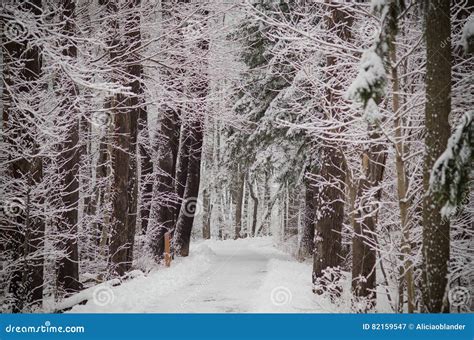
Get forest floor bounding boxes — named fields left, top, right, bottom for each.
left=69, top=237, right=343, bottom=313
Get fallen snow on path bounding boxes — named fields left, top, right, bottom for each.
left=70, top=242, right=217, bottom=313
left=69, top=237, right=393, bottom=313
left=70, top=237, right=328, bottom=313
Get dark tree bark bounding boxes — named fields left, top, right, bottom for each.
left=2, top=0, right=44, bottom=312
left=298, top=175, right=316, bottom=260
left=312, top=3, right=352, bottom=292
left=124, top=0, right=143, bottom=268
left=200, top=118, right=214, bottom=240
left=285, top=186, right=299, bottom=240
left=246, top=177, right=259, bottom=237
left=262, top=171, right=271, bottom=236
left=174, top=125, right=190, bottom=220
left=313, top=146, right=346, bottom=286
left=422, top=0, right=451, bottom=313
left=172, top=120, right=204, bottom=257
left=282, top=188, right=288, bottom=238
left=233, top=167, right=245, bottom=239
left=109, top=95, right=131, bottom=276
left=149, top=107, right=181, bottom=259
left=107, top=0, right=143, bottom=276
left=56, top=0, right=81, bottom=296
left=351, top=133, right=386, bottom=310
left=202, top=188, right=211, bottom=239
left=172, top=5, right=208, bottom=256
left=148, top=0, right=185, bottom=260
left=95, top=128, right=111, bottom=254
left=138, top=107, right=153, bottom=234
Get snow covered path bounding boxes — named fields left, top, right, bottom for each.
left=70, top=237, right=337, bottom=313
left=145, top=238, right=290, bottom=312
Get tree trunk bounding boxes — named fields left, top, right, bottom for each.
left=298, top=175, right=316, bottom=260
left=148, top=0, right=184, bottom=260
left=174, top=124, right=190, bottom=220
left=149, top=108, right=181, bottom=259
left=138, top=108, right=153, bottom=234
left=171, top=4, right=208, bottom=256
left=352, top=131, right=386, bottom=311
left=172, top=120, right=204, bottom=256
left=96, top=130, right=111, bottom=258
left=124, top=0, right=143, bottom=268
left=109, top=93, right=131, bottom=276
left=202, top=188, right=211, bottom=239
left=56, top=0, right=81, bottom=296
left=247, top=177, right=259, bottom=237
left=107, top=0, right=143, bottom=276
left=422, top=0, right=451, bottom=313
left=2, top=0, right=44, bottom=312
left=312, top=3, right=352, bottom=292
left=313, top=146, right=346, bottom=288
left=282, top=187, right=288, bottom=241
left=234, top=168, right=245, bottom=239
left=262, top=171, right=271, bottom=236
left=390, top=41, right=414, bottom=313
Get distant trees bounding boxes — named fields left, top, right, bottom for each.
left=226, top=0, right=309, bottom=243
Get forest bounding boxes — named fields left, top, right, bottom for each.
left=0, top=0, right=473, bottom=314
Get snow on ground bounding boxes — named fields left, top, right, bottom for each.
left=68, top=237, right=391, bottom=313
left=252, top=258, right=318, bottom=312
left=69, top=243, right=217, bottom=313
